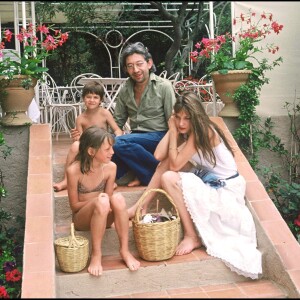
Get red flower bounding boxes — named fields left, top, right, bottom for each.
left=5, top=269, right=22, bottom=282
left=294, top=214, right=300, bottom=227
left=0, top=286, right=9, bottom=298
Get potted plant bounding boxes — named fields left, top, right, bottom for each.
left=0, top=23, right=68, bottom=126
left=190, top=10, right=283, bottom=116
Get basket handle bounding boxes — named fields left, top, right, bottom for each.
left=134, top=188, right=179, bottom=223
left=68, top=223, right=81, bottom=248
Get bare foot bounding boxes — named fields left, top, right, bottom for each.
left=53, top=178, right=67, bottom=192
left=127, top=177, right=141, bottom=187
left=87, top=253, right=103, bottom=276
left=127, top=205, right=137, bottom=220
left=120, top=250, right=140, bottom=271
left=175, top=236, right=202, bottom=256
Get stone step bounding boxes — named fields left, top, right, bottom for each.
left=55, top=247, right=264, bottom=298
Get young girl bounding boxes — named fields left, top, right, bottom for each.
left=128, top=91, right=262, bottom=279
left=67, top=126, right=140, bottom=276
left=53, top=81, right=123, bottom=191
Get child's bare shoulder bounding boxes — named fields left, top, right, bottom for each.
left=76, top=112, right=86, bottom=122
left=97, top=107, right=110, bottom=116
left=105, top=161, right=117, bottom=171
left=67, top=160, right=80, bottom=174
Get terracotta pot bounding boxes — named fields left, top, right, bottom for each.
left=211, top=70, right=252, bottom=117
left=0, top=75, right=37, bottom=126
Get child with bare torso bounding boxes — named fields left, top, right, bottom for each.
left=53, top=81, right=122, bottom=191
left=67, top=126, right=140, bottom=276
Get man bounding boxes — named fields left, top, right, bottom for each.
left=113, top=42, right=176, bottom=186
left=71, top=42, right=176, bottom=187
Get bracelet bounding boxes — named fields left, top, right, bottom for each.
left=169, top=147, right=177, bottom=150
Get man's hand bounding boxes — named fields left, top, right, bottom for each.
left=70, top=128, right=81, bottom=141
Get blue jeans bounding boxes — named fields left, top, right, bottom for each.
left=112, top=131, right=166, bottom=185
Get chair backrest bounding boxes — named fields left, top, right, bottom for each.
left=70, top=73, right=102, bottom=103
left=173, top=79, right=198, bottom=96
left=158, top=70, right=167, bottom=78
left=196, top=75, right=215, bottom=103
left=38, top=72, right=62, bottom=106
left=167, top=72, right=181, bottom=87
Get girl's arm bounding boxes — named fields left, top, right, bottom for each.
left=104, top=162, right=117, bottom=198
left=67, top=163, right=85, bottom=213
left=105, top=110, right=123, bottom=136
left=154, top=131, right=171, bottom=161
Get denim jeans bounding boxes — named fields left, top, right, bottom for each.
left=190, top=166, right=239, bottom=189
left=112, top=131, right=166, bottom=185
left=190, top=167, right=225, bottom=189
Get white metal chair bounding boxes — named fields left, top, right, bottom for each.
left=174, top=78, right=223, bottom=117
left=38, top=72, right=79, bottom=140
left=174, top=79, right=199, bottom=96
left=196, top=75, right=224, bottom=116
left=158, top=70, right=167, bottom=78
left=167, top=72, right=181, bottom=87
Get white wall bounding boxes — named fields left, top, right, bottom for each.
left=233, top=1, right=300, bottom=116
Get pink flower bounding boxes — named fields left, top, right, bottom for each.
left=190, top=9, right=283, bottom=75
left=0, top=23, right=69, bottom=83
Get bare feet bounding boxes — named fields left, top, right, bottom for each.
left=53, top=178, right=67, bottom=192
left=127, top=177, right=141, bottom=187
left=87, top=253, right=103, bottom=276
left=127, top=203, right=147, bottom=220
left=127, top=205, right=137, bottom=220
left=175, top=236, right=202, bottom=256
left=120, top=250, right=140, bottom=271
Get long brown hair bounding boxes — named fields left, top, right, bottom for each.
left=75, top=126, right=115, bottom=174
left=173, top=91, right=234, bottom=166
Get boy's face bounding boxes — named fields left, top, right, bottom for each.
left=84, top=93, right=102, bottom=108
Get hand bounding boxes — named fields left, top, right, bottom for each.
left=168, top=115, right=177, bottom=132
left=70, top=128, right=81, bottom=141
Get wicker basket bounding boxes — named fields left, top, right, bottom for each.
left=54, top=223, right=89, bottom=273
left=132, top=188, right=181, bottom=261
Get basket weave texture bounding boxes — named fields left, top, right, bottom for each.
left=132, top=188, right=181, bottom=261
left=54, top=223, right=89, bottom=273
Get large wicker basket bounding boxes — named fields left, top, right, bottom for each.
left=54, top=223, right=89, bottom=273
left=132, top=188, right=181, bottom=261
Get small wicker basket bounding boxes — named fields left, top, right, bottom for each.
left=132, top=188, right=181, bottom=261
left=54, top=223, right=89, bottom=273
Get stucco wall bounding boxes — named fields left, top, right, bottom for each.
left=0, top=125, right=29, bottom=223
left=234, top=1, right=300, bottom=117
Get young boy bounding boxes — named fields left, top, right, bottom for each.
left=53, top=81, right=122, bottom=192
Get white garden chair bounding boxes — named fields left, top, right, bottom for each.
left=167, top=71, right=181, bottom=87
left=158, top=70, right=167, bottom=78
left=38, top=72, right=79, bottom=140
